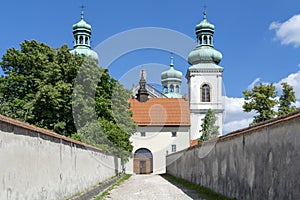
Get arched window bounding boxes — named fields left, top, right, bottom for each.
left=85, top=37, right=88, bottom=45
left=175, top=85, right=179, bottom=93
left=203, top=36, right=208, bottom=45
left=170, top=85, right=174, bottom=93
left=79, top=36, right=83, bottom=44
left=201, top=84, right=210, bottom=102
left=163, top=87, right=168, bottom=94
left=76, top=36, right=79, bottom=45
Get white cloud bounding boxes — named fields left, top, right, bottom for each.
left=223, top=118, right=253, bottom=134
left=223, top=71, right=300, bottom=135
left=270, top=14, right=300, bottom=47
left=247, top=77, right=260, bottom=90
left=275, top=70, right=300, bottom=99
left=223, top=96, right=255, bottom=134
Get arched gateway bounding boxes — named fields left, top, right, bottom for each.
left=133, top=148, right=153, bottom=174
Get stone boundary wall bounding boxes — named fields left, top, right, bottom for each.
left=166, top=111, right=300, bottom=200
left=0, top=115, right=120, bottom=200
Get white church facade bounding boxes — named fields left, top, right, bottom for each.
left=126, top=70, right=190, bottom=174
left=70, top=9, right=224, bottom=174
left=125, top=10, right=224, bottom=174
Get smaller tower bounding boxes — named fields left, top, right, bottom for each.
left=70, top=8, right=99, bottom=64
left=161, top=57, right=183, bottom=98
left=136, top=70, right=149, bottom=102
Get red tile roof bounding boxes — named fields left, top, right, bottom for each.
left=129, top=98, right=190, bottom=126
left=190, top=139, right=199, bottom=147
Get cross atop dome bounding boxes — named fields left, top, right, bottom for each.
left=80, top=5, right=85, bottom=20
left=203, top=5, right=207, bottom=19
left=170, top=56, right=174, bottom=67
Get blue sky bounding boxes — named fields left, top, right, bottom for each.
left=1, top=0, right=300, bottom=133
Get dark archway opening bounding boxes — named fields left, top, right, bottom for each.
left=133, top=148, right=153, bottom=174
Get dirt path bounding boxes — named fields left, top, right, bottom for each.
left=103, top=174, right=203, bottom=200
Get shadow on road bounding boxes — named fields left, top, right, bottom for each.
left=160, top=174, right=204, bottom=200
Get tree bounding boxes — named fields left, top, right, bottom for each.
left=243, top=83, right=278, bottom=125
left=278, top=82, right=296, bottom=116
left=72, top=57, right=136, bottom=162
left=0, top=40, right=80, bottom=135
left=0, top=40, right=136, bottom=161
left=198, top=109, right=219, bottom=143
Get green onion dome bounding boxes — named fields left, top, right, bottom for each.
left=188, top=46, right=222, bottom=65
left=188, top=10, right=222, bottom=66
left=161, top=57, right=182, bottom=81
left=196, top=12, right=215, bottom=32
left=70, top=47, right=99, bottom=64
left=72, top=19, right=92, bottom=31
left=70, top=10, right=99, bottom=64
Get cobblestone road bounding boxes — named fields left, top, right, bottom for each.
left=103, top=174, right=203, bottom=200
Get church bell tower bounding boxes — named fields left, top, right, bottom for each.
left=70, top=8, right=99, bottom=64
left=186, top=10, right=224, bottom=140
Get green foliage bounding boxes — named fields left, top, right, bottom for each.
left=243, top=83, right=278, bottom=125
left=72, top=58, right=102, bottom=129
left=198, top=109, right=219, bottom=143
left=99, top=118, right=133, bottom=163
left=77, top=120, right=133, bottom=164
left=278, top=82, right=297, bottom=116
left=77, top=121, right=109, bottom=147
left=70, top=132, right=82, bottom=142
left=243, top=82, right=298, bottom=125
left=0, top=40, right=136, bottom=161
left=0, top=40, right=80, bottom=135
left=72, top=57, right=136, bottom=162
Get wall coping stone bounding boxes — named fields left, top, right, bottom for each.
left=167, top=109, right=300, bottom=157
left=0, top=114, right=113, bottom=155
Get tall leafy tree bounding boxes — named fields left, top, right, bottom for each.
left=72, top=57, right=135, bottom=162
left=0, top=40, right=136, bottom=161
left=198, top=109, right=219, bottom=143
left=278, top=82, right=297, bottom=116
left=0, top=40, right=80, bottom=135
left=243, top=83, right=278, bottom=125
